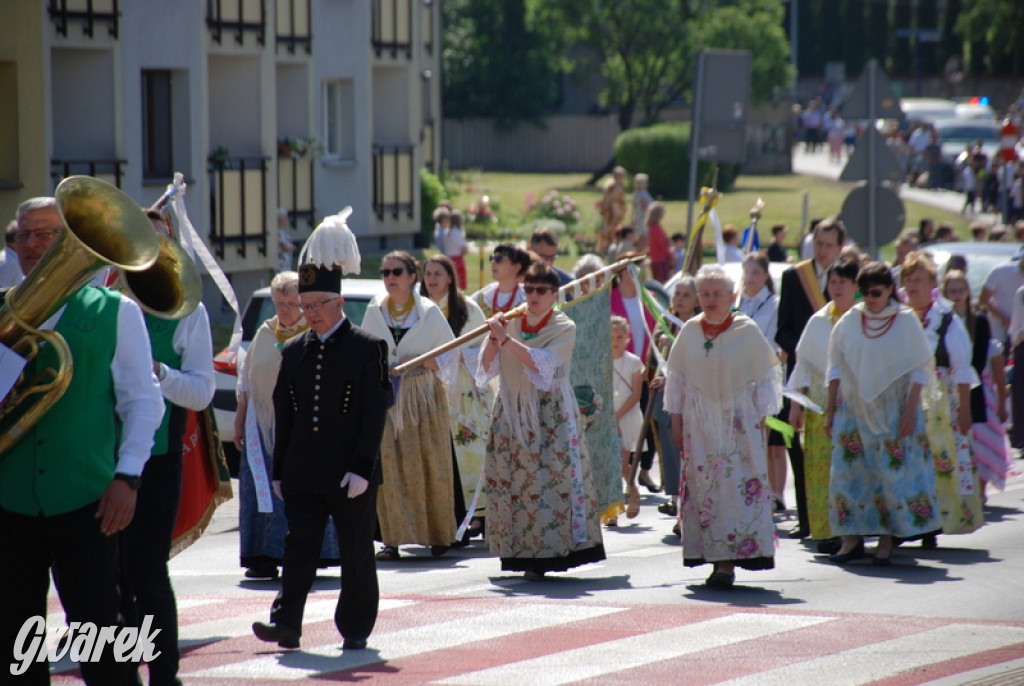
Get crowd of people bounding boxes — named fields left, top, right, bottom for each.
left=3, top=177, right=1021, bottom=682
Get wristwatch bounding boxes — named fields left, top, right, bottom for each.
left=113, top=473, right=143, bottom=490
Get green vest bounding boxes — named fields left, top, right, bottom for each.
left=0, top=288, right=120, bottom=516
left=145, top=314, right=182, bottom=454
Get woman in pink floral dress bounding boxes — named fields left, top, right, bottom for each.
left=665, top=265, right=783, bottom=589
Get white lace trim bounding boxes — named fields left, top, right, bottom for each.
left=524, top=347, right=561, bottom=392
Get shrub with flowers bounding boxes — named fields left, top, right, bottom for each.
left=527, top=191, right=582, bottom=227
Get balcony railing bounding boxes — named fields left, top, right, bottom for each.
left=48, top=0, right=119, bottom=38
left=50, top=158, right=127, bottom=190
left=207, top=0, right=266, bottom=46
left=208, top=155, right=269, bottom=260
left=372, top=0, right=412, bottom=58
left=276, top=0, right=311, bottom=54
left=372, top=145, right=414, bottom=221
left=277, top=156, right=315, bottom=233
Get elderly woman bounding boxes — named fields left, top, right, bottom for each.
left=788, top=253, right=860, bottom=552
left=665, top=265, right=782, bottom=589
left=362, top=251, right=456, bottom=560
left=234, top=271, right=340, bottom=579
left=825, top=262, right=940, bottom=565
left=477, top=263, right=605, bottom=580
left=421, top=254, right=490, bottom=538
left=901, top=252, right=984, bottom=542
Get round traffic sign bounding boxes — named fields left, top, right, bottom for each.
left=839, top=184, right=905, bottom=250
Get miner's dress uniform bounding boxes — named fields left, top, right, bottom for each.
left=268, top=317, right=391, bottom=641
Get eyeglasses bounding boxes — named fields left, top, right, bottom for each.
left=15, top=229, right=61, bottom=243
left=489, top=254, right=508, bottom=263
left=298, top=298, right=338, bottom=313
left=864, top=288, right=888, bottom=298
left=379, top=267, right=406, bottom=277
left=523, top=285, right=553, bottom=295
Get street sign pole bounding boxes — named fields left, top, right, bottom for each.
left=868, top=61, right=878, bottom=258
left=686, top=50, right=706, bottom=242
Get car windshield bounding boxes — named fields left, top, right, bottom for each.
left=241, top=294, right=373, bottom=340
left=936, top=124, right=999, bottom=143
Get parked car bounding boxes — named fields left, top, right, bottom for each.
left=933, top=118, right=1001, bottom=168
left=212, top=278, right=387, bottom=474
left=921, top=242, right=1021, bottom=299
left=899, top=97, right=958, bottom=128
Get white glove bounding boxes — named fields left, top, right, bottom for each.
left=340, top=472, right=369, bottom=498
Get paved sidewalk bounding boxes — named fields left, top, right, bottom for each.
left=792, top=146, right=1002, bottom=225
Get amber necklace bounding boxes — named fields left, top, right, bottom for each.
left=827, top=302, right=851, bottom=325
left=861, top=308, right=899, bottom=339
left=386, top=296, right=414, bottom=334
left=520, top=306, right=555, bottom=339
left=699, top=311, right=734, bottom=357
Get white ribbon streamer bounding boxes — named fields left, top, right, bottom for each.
left=244, top=402, right=274, bottom=512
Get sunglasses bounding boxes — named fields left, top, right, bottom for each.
left=523, top=285, right=553, bottom=295
left=489, top=254, right=508, bottom=263
left=379, top=267, right=406, bottom=277
left=864, top=287, right=888, bottom=298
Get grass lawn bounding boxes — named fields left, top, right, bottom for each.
left=446, top=169, right=972, bottom=263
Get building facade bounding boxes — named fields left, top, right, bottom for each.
left=0, top=0, right=440, bottom=320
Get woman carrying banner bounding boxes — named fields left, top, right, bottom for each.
left=665, top=265, right=782, bottom=589
left=363, top=252, right=457, bottom=560
left=477, top=263, right=605, bottom=580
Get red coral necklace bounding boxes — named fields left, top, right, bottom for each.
left=699, top=311, right=734, bottom=357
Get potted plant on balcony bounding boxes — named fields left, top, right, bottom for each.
left=279, top=137, right=325, bottom=161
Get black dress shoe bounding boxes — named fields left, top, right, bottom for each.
left=787, top=528, right=809, bottom=539
left=657, top=501, right=678, bottom=517
left=872, top=554, right=892, bottom=567
left=828, top=540, right=866, bottom=565
left=638, top=474, right=662, bottom=493
left=705, top=571, right=735, bottom=589
left=342, top=636, right=368, bottom=650
left=816, top=538, right=841, bottom=555
left=252, top=621, right=300, bottom=649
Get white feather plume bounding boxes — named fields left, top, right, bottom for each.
left=298, top=206, right=361, bottom=275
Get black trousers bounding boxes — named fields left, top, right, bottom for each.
left=0, top=502, right=131, bottom=686
left=785, top=397, right=810, bottom=534
left=120, top=451, right=183, bottom=686
left=271, top=485, right=379, bottom=641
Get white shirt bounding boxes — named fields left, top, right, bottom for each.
left=0, top=247, right=22, bottom=288
left=156, top=302, right=216, bottom=411
left=800, top=233, right=814, bottom=261
left=739, top=286, right=780, bottom=352
left=918, top=298, right=978, bottom=386
left=723, top=244, right=745, bottom=263
left=434, top=226, right=467, bottom=258
left=39, top=292, right=164, bottom=476
left=983, top=261, right=1024, bottom=341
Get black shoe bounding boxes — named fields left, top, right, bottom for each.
left=639, top=474, right=662, bottom=493
left=342, top=636, right=368, bottom=650
left=787, top=528, right=809, bottom=539
left=921, top=534, right=938, bottom=549
left=872, top=554, right=892, bottom=567
left=430, top=545, right=450, bottom=557
left=816, top=538, right=841, bottom=555
left=657, top=501, right=678, bottom=517
left=244, top=565, right=279, bottom=580
left=774, top=498, right=786, bottom=513
left=252, top=622, right=300, bottom=649
left=705, top=571, right=735, bottom=589
left=828, top=540, right=866, bottom=565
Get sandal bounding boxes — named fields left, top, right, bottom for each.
left=626, top=485, right=641, bottom=519
left=375, top=545, right=400, bottom=561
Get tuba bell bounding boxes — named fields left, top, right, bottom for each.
left=0, top=176, right=161, bottom=456
left=115, top=233, right=203, bottom=321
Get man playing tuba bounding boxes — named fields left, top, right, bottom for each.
left=0, top=196, right=165, bottom=685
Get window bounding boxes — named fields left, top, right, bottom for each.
left=142, top=70, right=173, bottom=179
left=323, top=79, right=354, bottom=160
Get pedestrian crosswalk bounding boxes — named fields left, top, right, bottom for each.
left=47, top=592, right=1024, bottom=685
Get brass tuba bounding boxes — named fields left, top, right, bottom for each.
left=115, top=233, right=203, bottom=321
left=0, top=176, right=161, bottom=456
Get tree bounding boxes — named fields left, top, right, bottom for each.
left=441, top=0, right=560, bottom=127
left=954, top=0, right=1024, bottom=75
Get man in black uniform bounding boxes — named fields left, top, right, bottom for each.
left=252, top=261, right=391, bottom=650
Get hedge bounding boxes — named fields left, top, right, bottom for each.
left=613, top=122, right=741, bottom=200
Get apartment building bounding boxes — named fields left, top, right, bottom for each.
left=0, top=0, right=441, bottom=317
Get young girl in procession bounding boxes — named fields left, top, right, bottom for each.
left=421, top=255, right=491, bottom=539
left=941, top=269, right=1011, bottom=501
left=472, top=243, right=532, bottom=317
left=608, top=316, right=646, bottom=527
